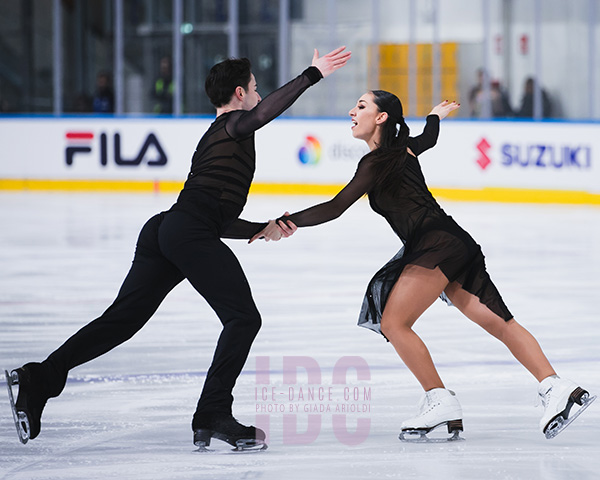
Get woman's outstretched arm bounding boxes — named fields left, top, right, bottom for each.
left=249, top=156, right=375, bottom=243
left=408, top=100, right=460, bottom=157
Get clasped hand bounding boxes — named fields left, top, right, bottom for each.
left=248, top=213, right=297, bottom=244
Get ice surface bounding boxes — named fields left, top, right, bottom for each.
left=1, top=192, right=598, bottom=479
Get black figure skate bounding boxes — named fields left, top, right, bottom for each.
left=5, top=362, right=65, bottom=444
left=192, top=413, right=267, bottom=452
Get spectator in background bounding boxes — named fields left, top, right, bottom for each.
left=468, top=68, right=484, bottom=117
left=517, top=77, right=552, bottom=118
left=73, top=93, right=92, bottom=113
left=469, top=69, right=513, bottom=118
left=490, top=80, right=513, bottom=117
left=0, top=96, right=12, bottom=113
left=152, top=56, right=174, bottom=114
left=92, top=72, right=114, bottom=113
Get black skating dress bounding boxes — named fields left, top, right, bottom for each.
left=278, top=115, right=513, bottom=336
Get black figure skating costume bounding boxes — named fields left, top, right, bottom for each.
left=8, top=67, right=323, bottom=447
left=279, top=115, right=513, bottom=333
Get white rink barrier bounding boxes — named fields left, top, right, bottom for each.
left=0, top=116, right=598, bottom=204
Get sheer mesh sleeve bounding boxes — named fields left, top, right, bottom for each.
left=226, top=67, right=322, bottom=139
left=221, top=219, right=267, bottom=240
left=407, top=115, right=440, bottom=156
left=279, top=156, right=375, bottom=228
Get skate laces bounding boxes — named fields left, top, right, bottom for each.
left=536, top=385, right=552, bottom=408
left=415, top=390, right=438, bottom=415
left=417, top=392, right=432, bottom=414
left=414, top=389, right=455, bottom=415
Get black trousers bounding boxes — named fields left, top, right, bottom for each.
left=45, top=210, right=262, bottom=417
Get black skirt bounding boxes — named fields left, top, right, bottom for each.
left=358, top=227, right=513, bottom=337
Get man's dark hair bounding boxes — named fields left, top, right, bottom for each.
left=205, top=58, right=252, bottom=108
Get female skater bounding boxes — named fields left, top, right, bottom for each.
left=5, top=46, right=351, bottom=450
left=257, top=92, right=594, bottom=441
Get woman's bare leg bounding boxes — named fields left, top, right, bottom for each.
left=444, top=282, right=555, bottom=382
left=380, top=265, right=450, bottom=391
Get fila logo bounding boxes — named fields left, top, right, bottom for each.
left=65, top=131, right=167, bottom=167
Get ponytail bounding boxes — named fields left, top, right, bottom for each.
left=370, top=90, right=410, bottom=188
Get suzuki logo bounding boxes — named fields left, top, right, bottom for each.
left=476, top=138, right=491, bottom=170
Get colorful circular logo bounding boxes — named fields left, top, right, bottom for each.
left=298, top=136, right=321, bottom=165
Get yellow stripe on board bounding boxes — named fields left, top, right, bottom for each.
left=249, top=183, right=344, bottom=196
left=430, top=187, right=600, bottom=205
left=0, top=178, right=184, bottom=193
left=1, top=178, right=599, bottom=205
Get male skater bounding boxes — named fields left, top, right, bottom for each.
left=6, top=46, right=351, bottom=450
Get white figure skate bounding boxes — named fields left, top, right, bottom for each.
left=538, top=376, right=595, bottom=439
left=399, top=388, right=464, bottom=442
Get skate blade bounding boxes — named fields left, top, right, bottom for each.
left=5, top=369, right=30, bottom=444
left=233, top=439, right=268, bottom=452
left=399, top=422, right=464, bottom=443
left=399, top=430, right=464, bottom=443
left=195, top=438, right=268, bottom=454
left=194, top=431, right=268, bottom=454
left=545, top=393, right=596, bottom=440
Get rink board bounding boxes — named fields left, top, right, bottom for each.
left=0, top=116, right=599, bottom=203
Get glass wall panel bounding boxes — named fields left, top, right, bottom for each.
left=182, top=33, right=228, bottom=114
left=123, top=0, right=174, bottom=113
left=63, top=0, right=114, bottom=113
left=239, top=33, right=278, bottom=103
left=537, top=0, right=591, bottom=119
left=1, top=0, right=598, bottom=120
left=0, top=0, right=54, bottom=112
left=239, top=0, right=279, bottom=96
left=181, top=0, right=229, bottom=114
left=179, top=0, right=280, bottom=114
left=286, top=0, right=372, bottom=118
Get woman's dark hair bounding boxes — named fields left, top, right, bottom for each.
left=205, top=58, right=252, bottom=107
left=369, top=90, right=410, bottom=187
